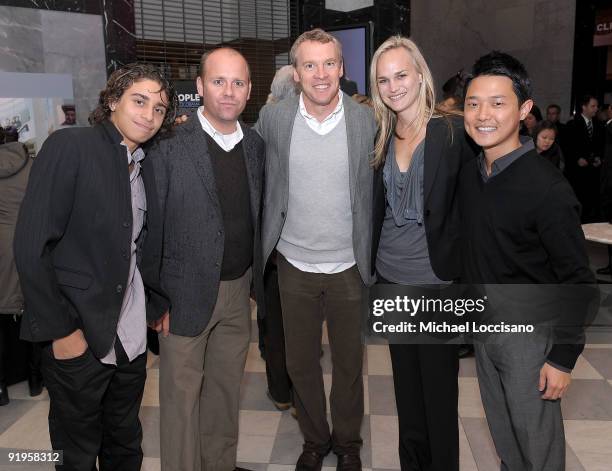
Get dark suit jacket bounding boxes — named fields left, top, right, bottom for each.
left=14, top=121, right=168, bottom=358
left=565, top=116, right=605, bottom=175
left=372, top=116, right=477, bottom=281
left=148, top=113, right=265, bottom=337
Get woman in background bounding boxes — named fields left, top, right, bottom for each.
left=370, top=36, right=476, bottom=471
left=533, top=120, right=564, bottom=171
left=520, top=104, right=543, bottom=136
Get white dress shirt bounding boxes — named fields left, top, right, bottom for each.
left=197, top=106, right=243, bottom=151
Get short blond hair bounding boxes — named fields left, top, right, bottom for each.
left=290, top=28, right=342, bottom=66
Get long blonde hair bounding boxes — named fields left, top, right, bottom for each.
left=370, top=36, right=441, bottom=168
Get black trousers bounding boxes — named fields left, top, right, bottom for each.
left=389, top=343, right=459, bottom=471
left=41, top=339, right=146, bottom=471
left=263, top=264, right=292, bottom=403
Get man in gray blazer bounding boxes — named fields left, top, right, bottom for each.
left=148, top=48, right=264, bottom=471
left=255, top=29, right=376, bottom=471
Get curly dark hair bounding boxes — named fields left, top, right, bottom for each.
left=89, top=63, right=177, bottom=133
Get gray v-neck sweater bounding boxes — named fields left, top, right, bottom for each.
left=277, top=112, right=354, bottom=264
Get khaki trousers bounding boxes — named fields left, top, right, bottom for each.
left=159, top=268, right=251, bottom=471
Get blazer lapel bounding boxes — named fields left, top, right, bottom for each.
left=241, top=127, right=261, bottom=227
left=424, top=119, right=444, bottom=206
left=277, top=97, right=299, bottom=184
left=182, top=113, right=222, bottom=217
left=344, top=97, right=361, bottom=205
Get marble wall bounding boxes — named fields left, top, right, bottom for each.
left=0, top=6, right=107, bottom=125
left=411, top=0, right=576, bottom=120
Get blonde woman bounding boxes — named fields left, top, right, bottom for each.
left=370, top=36, right=476, bottom=471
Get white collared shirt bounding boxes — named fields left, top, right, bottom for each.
left=298, top=91, right=344, bottom=136
left=581, top=114, right=592, bottom=128
left=197, top=106, right=243, bottom=151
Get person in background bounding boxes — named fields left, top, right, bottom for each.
left=260, top=64, right=299, bottom=413
left=566, top=95, right=605, bottom=222
left=546, top=103, right=568, bottom=157
left=533, top=120, right=564, bottom=171
left=0, top=126, right=44, bottom=406
left=370, top=36, right=476, bottom=471
left=520, top=103, right=542, bottom=136
left=437, top=70, right=465, bottom=112
left=61, top=105, right=77, bottom=126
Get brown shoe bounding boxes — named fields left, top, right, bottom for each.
left=296, top=450, right=325, bottom=471
left=336, top=454, right=361, bottom=471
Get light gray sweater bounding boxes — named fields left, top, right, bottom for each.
left=276, top=112, right=354, bottom=264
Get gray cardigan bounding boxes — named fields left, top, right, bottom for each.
left=255, top=93, right=377, bottom=286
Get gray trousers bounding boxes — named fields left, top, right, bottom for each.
left=159, top=268, right=252, bottom=471
left=474, top=332, right=565, bottom=471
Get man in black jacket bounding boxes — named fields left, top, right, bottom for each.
left=461, top=52, right=595, bottom=470
left=566, top=95, right=605, bottom=222
left=14, top=63, right=175, bottom=470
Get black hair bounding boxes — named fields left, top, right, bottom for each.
left=547, top=103, right=561, bottom=113
left=528, top=104, right=543, bottom=121
left=465, top=51, right=531, bottom=105
left=442, top=71, right=465, bottom=100
left=3, top=126, right=19, bottom=143
left=532, top=120, right=558, bottom=141
left=90, top=62, right=177, bottom=134
left=579, top=94, right=597, bottom=108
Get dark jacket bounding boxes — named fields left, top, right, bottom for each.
left=147, top=114, right=265, bottom=337
left=14, top=121, right=168, bottom=357
left=0, top=142, right=31, bottom=314
left=372, top=116, right=477, bottom=281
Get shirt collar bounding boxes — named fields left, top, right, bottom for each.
left=120, top=142, right=145, bottom=165
left=298, top=91, right=343, bottom=123
left=197, top=106, right=243, bottom=140
left=581, top=114, right=592, bottom=125
left=477, top=136, right=534, bottom=181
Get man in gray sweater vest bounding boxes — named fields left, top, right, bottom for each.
left=255, top=29, right=377, bottom=471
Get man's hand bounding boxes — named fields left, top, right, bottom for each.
left=149, top=311, right=170, bottom=337
left=577, top=158, right=589, bottom=167
left=539, top=363, right=571, bottom=400
left=52, top=328, right=88, bottom=360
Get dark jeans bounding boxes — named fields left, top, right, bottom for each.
left=263, top=264, right=292, bottom=403
left=42, top=339, right=146, bottom=470
left=277, top=254, right=364, bottom=456
left=377, top=275, right=459, bottom=471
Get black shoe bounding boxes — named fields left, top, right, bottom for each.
left=596, top=265, right=611, bottom=275
left=28, top=375, right=44, bottom=397
left=0, top=382, right=9, bottom=406
left=336, top=454, right=362, bottom=471
left=234, top=467, right=253, bottom=471
left=296, top=450, right=325, bottom=471
left=266, top=390, right=291, bottom=411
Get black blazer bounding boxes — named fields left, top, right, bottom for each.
left=148, top=113, right=265, bottom=337
left=371, top=116, right=477, bottom=281
left=565, top=116, right=605, bottom=173
left=14, top=121, right=168, bottom=358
